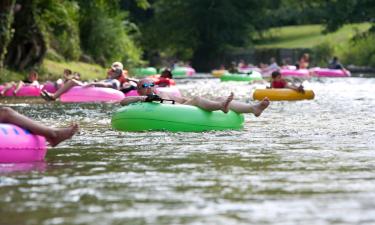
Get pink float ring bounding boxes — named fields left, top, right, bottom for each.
left=42, top=81, right=58, bottom=93
left=60, top=86, right=125, bottom=103
left=280, top=69, right=310, bottom=77
left=186, top=67, right=196, bottom=76
left=0, top=123, right=46, bottom=163
left=0, top=85, right=42, bottom=97
left=310, top=67, right=351, bottom=77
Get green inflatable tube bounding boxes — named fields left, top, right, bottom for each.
left=220, top=71, right=263, bottom=82
left=112, top=102, right=244, bottom=132
left=132, top=67, right=157, bottom=77
left=171, top=67, right=195, bottom=77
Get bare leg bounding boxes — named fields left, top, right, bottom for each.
left=226, top=97, right=270, bottom=117
left=0, top=107, right=79, bottom=147
left=13, top=81, right=24, bottom=95
left=50, top=79, right=82, bottom=99
left=184, top=92, right=234, bottom=113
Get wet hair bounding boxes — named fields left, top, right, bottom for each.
left=271, top=71, right=281, bottom=79
left=161, top=69, right=173, bottom=78
left=64, top=69, right=72, bottom=75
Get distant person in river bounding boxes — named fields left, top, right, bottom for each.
left=48, top=69, right=81, bottom=90
left=1, top=70, right=39, bottom=96
left=262, top=57, right=280, bottom=75
left=228, top=62, right=239, bottom=73
left=269, top=71, right=304, bottom=92
left=154, top=69, right=174, bottom=87
left=328, top=56, right=344, bottom=70
left=297, top=53, right=310, bottom=69
left=120, top=78, right=270, bottom=117
left=41, top=62, right=126, bottom=101
left=0, top=107, right=79, bottom=147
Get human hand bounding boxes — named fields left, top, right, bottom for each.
left=297, top=85, right=305, bottom=93
left=83, top=83, right=95, bottom=88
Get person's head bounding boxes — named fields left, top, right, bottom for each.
left=28, top=71, right=38, bottom=81
left=111, top=61, right=123, bottom=70
left=333, top=56, right=338, bottom=62
left=108, top=68, right=123, bottom=80
left=302, top=53, right=309, bottom=60
left=63, top=69, right=72, bottom=76
left=270, top=57, right=276, bottom=63
left=271, top=71, right=282, bottom=80
left=73, top=72, right=81, bottom=80
left=160, top=69, right=173, bottom=79
left=137, top=78, right=155, bottom=95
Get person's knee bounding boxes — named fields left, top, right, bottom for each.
left=0, top=107, right=14, bottom=120
left=190, top=96, right=201, bottom=104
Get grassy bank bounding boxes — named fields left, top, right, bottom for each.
left=254, top=23, right=371, bottom=49
left=0, top=59, right=106, bottom=83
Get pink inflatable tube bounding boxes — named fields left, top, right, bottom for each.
left=310, top=68, right=351, bottom=77
left=0, top=123, right=46, bottom=163
left=186, top=67, right=196, bottom=76
left=42, top=81, right=58, bottom=93
left=60, top=86, right=125, bottom=103
left=280, top=69, right=310, bottom=77
left=0, top=85, right=42, bottom=97
left=124, top=87, right=182, bottom=98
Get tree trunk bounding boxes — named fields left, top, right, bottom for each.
left=0, top=0, right=16, bottom=70
left=4, top=0, right=46, bottom=71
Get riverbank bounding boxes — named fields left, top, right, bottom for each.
left=0, top=59, right=105, bottom=83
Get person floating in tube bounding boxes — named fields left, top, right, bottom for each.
left=120, top=78, right=270, bottom=117
left=269, top=71, right=304, bottom=92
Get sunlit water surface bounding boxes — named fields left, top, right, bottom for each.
left=1, top=75, right=375, bottom=225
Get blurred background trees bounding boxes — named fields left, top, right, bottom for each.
left=0, top=0, right=374, bottom=73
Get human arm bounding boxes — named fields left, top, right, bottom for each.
left=120, top=96, right=147, bottom=106
left=285, top=83, right=304, bottom=92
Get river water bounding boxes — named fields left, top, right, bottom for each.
left=1, top=76, right=375, bottom=225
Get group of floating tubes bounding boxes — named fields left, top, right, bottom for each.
left=212, top=67, right=351, bottom=78
left=0, top=85, right=42, bottom=97
left=0, top=65, right=323, bottom=163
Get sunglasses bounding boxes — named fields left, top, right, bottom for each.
left=141, top=83, right=155, bottom=88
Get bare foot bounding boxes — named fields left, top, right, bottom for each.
left=253, top=97, right=270, bottom=117
left=46, top=123, right=79, bottom=147
left=221, top=92, right=234, bottom=113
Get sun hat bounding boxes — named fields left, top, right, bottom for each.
left=111, top=61, right=124, bottom=70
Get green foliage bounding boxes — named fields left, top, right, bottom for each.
left=141, top=0, right=272, bottom=70
left=78, top=0, right=142, bottom=68
left=339, top=33, right=375, bottom=67
left=41, top=59, right=106, bottom=81
left=311, top=41, right=334, bottom=67
left=255, top=23, right=371, bottom=48
left=0, top=0, right=16, bottom=69
left=35, top=0, right=81, bottom=60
